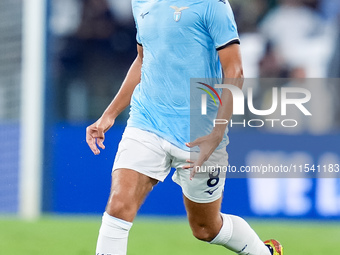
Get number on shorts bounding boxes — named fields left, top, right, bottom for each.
left=207, top=167, right=220, bottom=187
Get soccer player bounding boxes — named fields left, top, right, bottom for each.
left=86, top=0, right=283, bottom=254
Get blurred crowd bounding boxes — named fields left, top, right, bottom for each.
left=51, top=0, right=340, bottom=132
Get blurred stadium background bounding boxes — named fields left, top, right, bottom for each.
left=1, top=0, right=340, bottom=254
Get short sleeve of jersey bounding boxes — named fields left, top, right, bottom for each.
left=204, top=0, right=240, bottom=50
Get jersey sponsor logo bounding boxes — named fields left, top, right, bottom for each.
left=205, top=187, right=219, bottom=195
left=170, top=6, right=189, bottom=22
left=218, top=0, right=226, bottom=4
left=140, top=11, right=149, bottom=19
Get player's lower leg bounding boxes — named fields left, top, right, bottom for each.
left=184, top=196, right=272, bottom=255
left=210, top=214, right=271, bottom=255
left=95, top=169, right=157, bottom=255
left=95, top=212, right=132, bottom=255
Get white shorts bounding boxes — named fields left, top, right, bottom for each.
left=112, top=127, right=228, bottom=203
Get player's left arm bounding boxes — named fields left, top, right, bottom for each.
left=213, top=43, right=244, bottom=137
left=185, top=44, right=243, bottom=179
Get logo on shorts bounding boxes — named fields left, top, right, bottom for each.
left=205, top=187, right=219, bottom=195
left=170, top=6, right=189, bottom=22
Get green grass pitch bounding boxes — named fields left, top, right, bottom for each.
left=1, top=216, right=339, bottom=254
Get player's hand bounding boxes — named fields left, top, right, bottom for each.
left=183, top=132, right=223, bottom=180
left=86, top=116, right=115, bottom=155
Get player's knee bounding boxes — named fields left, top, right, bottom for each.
left=105, top=196, right=137, bottom=221
left=191, top=225, right=217, bottom=242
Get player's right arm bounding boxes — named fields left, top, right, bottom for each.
left=86, top=44, right=143, bottom=155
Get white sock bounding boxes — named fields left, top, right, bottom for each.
left=95, top=212, right=133, bottom=255
left=210, top=214, right=271, bottom=255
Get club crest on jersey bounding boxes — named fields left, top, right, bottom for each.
left=170, top=6, right=189, bottom=22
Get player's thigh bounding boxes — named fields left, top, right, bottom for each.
left=172, top=148, right=228, bottom=203
left=106, top=168, right=158, bottom=222
left=171, top=147, right=228, bottom=239
left=107, top=127, right=171, bottom=221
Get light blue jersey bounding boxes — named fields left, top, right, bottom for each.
left=128, top=0, right=239, bottom=151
